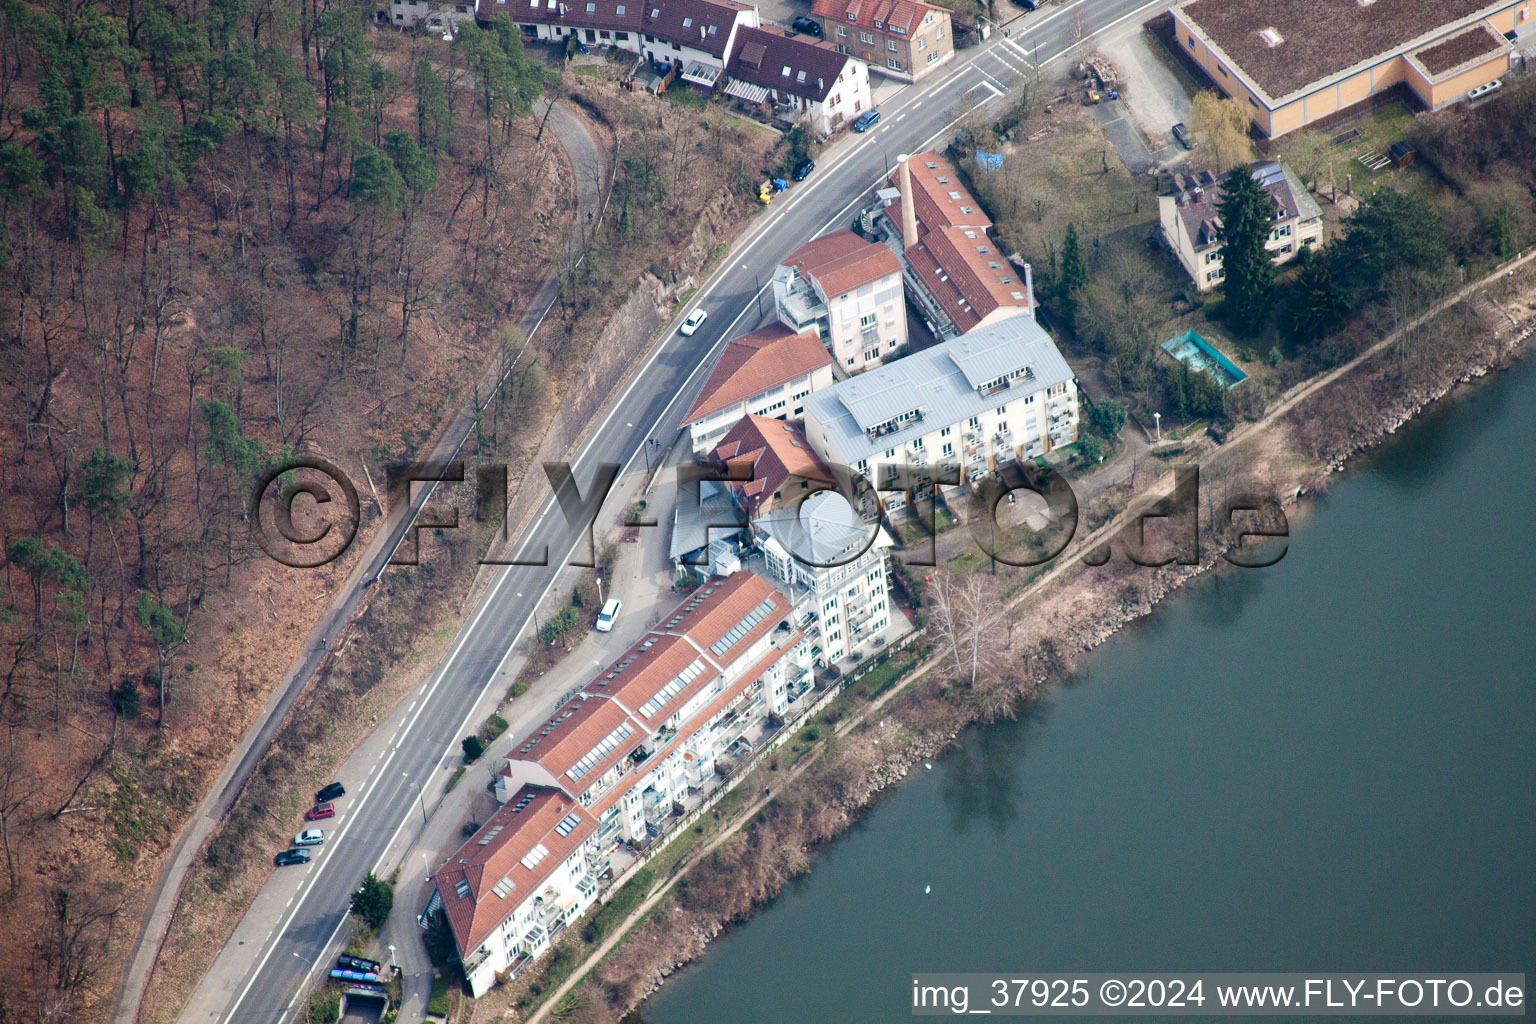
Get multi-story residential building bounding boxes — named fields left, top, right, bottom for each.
left=487, top=0, right=757, bottom=77
left=1159, top=162, right=1323, bottom=292
left=439, top=574, right=813, bottom=992
left=387, top=0, right=476, bottom=31
left=801, top=314, right=1078, bottom=510
left=773, top=229, right=907, bottom=372
left=431, top=786, right=603, bottom=996
left=878, top=150, right=1035, bottom=341
left=682, top=324, right=834, bottom=453
left=1171, top=0, right=1529, bottom=138
left=753, top=490, right=891, bottom=665
left=708, top=415, right=836, bottom=520
left=811, top=0, right=954, bottom=81
left=721, top=27, right=872, bottom=133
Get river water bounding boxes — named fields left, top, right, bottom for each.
left=635, top=354, right=1536, bottom=1023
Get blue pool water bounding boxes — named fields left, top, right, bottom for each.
left=1162, top=329, right=1248, bottom=387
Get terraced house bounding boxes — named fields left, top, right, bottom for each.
left=810, top=0, right=954, bottom=81
left=436, top=574, right=815, bottom=994
left=1171, top=0, right=1533, bottom=138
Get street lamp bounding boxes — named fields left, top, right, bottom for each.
left=388, top=944, right=397, bottom=968
left=293, top=950, right=315, bottom=968
left=1153, top=412, right=1162, bottom=442
left=403, top=772, right=427, bottom=828
left=641, top=437, right=662, bottom=473
left=517, top=592, right=541, bottom=633
left=741, top=262, right=766, bottom=318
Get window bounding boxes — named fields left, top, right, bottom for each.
left=960, top=205, right=974, bottom=215
left=860, top=30, right=873, bottom=43
left=1218, top=64, right=1227, bottom=77
left=887, top=39, right=897, bottom=51
left=1010, top=290, right=1026, bottom=300
left=1188, top=35, right=1195, bottom=50
left=987, top=260, right=1001, bottom=269
left=782, top=65, right=792, bottom=76
left=942, top=442, right=953, bottom=455
left=681, top=15, right=691, bottom=25
left=967, top=416, right=980, bottom=428
left=935, top=26, right=943, bottom=39
left=650, top=5, right=658, bottom=14
left=837, top=25, right=846, bottom=35
left=927, top=50, right=939, bottom=62
left=616, top=2, right=624, bottom=10
left=797, top=70, right=806, bottom=82
left=874, top=19, right=882, bottom=27
left=940, top=426, right=951, bottom=436
left=917, top=37, right=926, bottom=49
left=585, top=1, right=594, bottom=9
left=947, top=190, right=962, bottom=200
left=976, top=245, right=990, bottom=254
left=708, top=23, right=716, bottom=33
left=995, top=407, right=1006, bottom=416
left=998, top=276, right=1012, bottom=284
left=936, top=176, right=950, bottom=184
left=847, top=10, right=855, bottom=18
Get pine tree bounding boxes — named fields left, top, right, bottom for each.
left=1057, top=222, right=1088, bottom=326
left=1215, top=166, right=1276, bottom=334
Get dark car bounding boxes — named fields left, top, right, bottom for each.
left=791, top=15, right=823, bottom=36
left=852, top=109, right=881, bottom=132
left=1015, top=0, right=1038, bottom=8
left=1171, top=123, right=1192, bottom=150
left=338, top=954, right=383, bottom=973
left=275, top=849, right=311, bottom=867
left=315, top=781, right=345, bottom=803
left=792, top=158, right=815, bottom=181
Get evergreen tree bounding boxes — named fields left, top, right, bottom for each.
left=1215, top=165, right=1276, bottom=334
left=1056, top=222, right=1088, bottom=326
left=1281, top=253, right=1350, bottom=344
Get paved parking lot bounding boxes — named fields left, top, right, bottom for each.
left=1093, top=17, right=1195, bottom=170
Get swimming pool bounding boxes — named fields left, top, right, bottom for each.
left=1162, top=329, right=1248, bottom=387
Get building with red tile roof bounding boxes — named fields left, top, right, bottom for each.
left=772, top=229, right=907, bottom=373
left=880, top=150, right=1035, bottom=339
left=708, top=415, right=836, bottom=519
left=683, top=323, right=835, bottom=452
left=810, top=0, right=954, bottom=82
left=443, top=574, right=813, bottom=992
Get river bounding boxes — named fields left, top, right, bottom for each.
left=633, top=353, right=1536, bottom=1023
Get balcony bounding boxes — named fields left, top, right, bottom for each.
left=776, top=284, right=827, bottom=334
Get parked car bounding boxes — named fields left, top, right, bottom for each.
left=852, top=109, right=881, bottom=133
left=306, top=802, right=336, bottom=821
left=1015, top=0, right=1039, bottom=9
left=791, top=157, right=815, bottom=181
left=275, top=849, right=311, bottom=867
left=316, top=781, right=345, bottom=802
left=1171, top=123, right=1192, bottom=150
left=338, top=954, right=383, bottom=974
left=791, top=15, right=823, bottom=36
left=595, top=598, right=623, bottom=633
left=680, top=308, right=708, bottom=336
left=294, top=828, right=326, bottom=846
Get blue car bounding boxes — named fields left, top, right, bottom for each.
left=852, top=109, right=881, bottom=133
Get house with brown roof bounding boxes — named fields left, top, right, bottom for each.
left=482, top=0, right=757, bottom=80
left=811, top=0, right=954, bottom=82
left=722, top=26, right=872, bottom=133
left=445, top=573, right=812, bottom=992
left=877, top=150, right=1035, bottom=340
left=431, top=784, right=601, bottom=995
left=386, top=0, right=475, bottom=32
left=682, top=323, right=835, bottom=452
left=707, top=415, right=836, bottom=519
left=1158, top=162, right=1323, bottom=292
left=1171, top=0, right=1529, bottom=138
left=772, top=229, right=907, bottom=372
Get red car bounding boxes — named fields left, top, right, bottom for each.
left=306, top=802, right=336, bottom=821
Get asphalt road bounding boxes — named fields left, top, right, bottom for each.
left=200, top=2, right=1165, bottom=1019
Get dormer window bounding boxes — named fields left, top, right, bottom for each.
left=874, top=19, right=882, bottom=27
left=782, top=65, right=792, bottom=75
left=586, top=2, right=595, bottom=10
left=847, top=11, right=855, bottom=19
left=707, top=23, right=716, bottom=33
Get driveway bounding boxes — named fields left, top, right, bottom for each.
left=1093, top=16, right=1195, bottom=170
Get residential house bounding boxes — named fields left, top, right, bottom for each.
left=1159, top=162, right=1323, bottom=292
left=801, top=314, right=1078, bottom=510
left=430, top=785, right=602, bottom=995
left=708, top=415, right=836, bottom=520
left=486, top=0, right=757, bottom=73
left=447, top=574, right=811, bottom=991
left=878, top=150, right=1035, bottom=341
left=682, top=324, right=835, bottom=453
left=811, top=0, right=954, bottom=82
left=1171, top=0, right=1531, bottom=138
left=387, top=0, right=476, bottom=30
left=772, top=229, right=907, bottom=372
left=753, top=490, right=892, bottom=665
left=722, top=27, right=872, bottom=133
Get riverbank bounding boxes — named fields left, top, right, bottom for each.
left=498, top=257, right=1536, bottom=1024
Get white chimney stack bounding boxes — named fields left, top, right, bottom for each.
left=897, top=153, right=918, bottom=249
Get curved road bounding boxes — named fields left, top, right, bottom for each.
left=163, top=2, right=1166, bottom=1021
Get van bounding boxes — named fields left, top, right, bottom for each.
left=595, top=598, right=622, bottom=632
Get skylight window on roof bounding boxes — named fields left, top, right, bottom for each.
left=554, top=811, right=583, bottom=837
left=796, top=70, right=806, bottom=82
left=616, top=2, right=625, bottom=10
left=491, top=875, right=516, bottom=899
left=936, top=176, right=950, bottom=184
left=708, top=23, right=716, bottom=33
left=639, top=659, right=705, bottom=717
left=566, top=723, right=635, bottom=780
left=782, top=65, right=792, bottom=76
left=520, top=843, right=549, bottom=870
left=1010, top=291, right=1026, bottom=300
left=650, top=5, right=659, bottom=15
left=512, top=794, right=535, bottom=812
left=586, top=2, right=595, bottom=10
left=682, top=15, right=691, bottom=26
left=976, top=246, right=990, bottom=254
left=707, top=598, right=777, bottom=658
left=454, top=879, right=472, bottom=899
left=947, top=191, right=962, bottom=200
left=477, top=824, right=506, bottom=845
left=925, top=161, right=938, bottom=169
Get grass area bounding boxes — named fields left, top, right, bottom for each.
left=848, top=647, right=926, bottom=702
left=573, top=64, right=605, bottom=78
left=426, top=975, right=451, bottom=1018
left=444, top=766, right=466, bottom=793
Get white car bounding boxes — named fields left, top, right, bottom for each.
left=679, top=309, right=708, bottom=336
left=595, top=598, right=622, bottom=633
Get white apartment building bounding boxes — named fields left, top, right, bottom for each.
left=773, top=229, right=907, bottom=372
left=438, top=575, right=814, bottom=992
left=682, top=324, right=835, bottom=453
left=722, top=27, right=872, bottom=134
left=754, top=490, right=892, bottom=665
left=387, top=0, right=476, bottom=30
left=801, top=314, right=1078, bottom=510
left=1159, top=162, right=1324, bottom=292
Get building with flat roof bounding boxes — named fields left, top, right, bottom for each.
left=876, top=150, right=1035, bottom=341
left=801, top=314, right=1077, bottom=508
left=773, top=229, right=907, bottom=372
left=1171, top=0, right=1530, bottom=138
left=682, top=324, right=835, bottom=453
left=1160, top=162, right=1323, bottom=292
